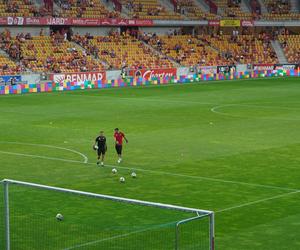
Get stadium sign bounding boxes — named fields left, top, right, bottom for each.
left=71, top=18, right=99, bottom=26
left=46, top=17, right=68, bottom=25
left=241, top=20, right=254, bottom=27
left=7, top=17, right=24, bottom=25
left=253, top=64, right=274, bottom=71
left=0, top=75, right=22, bottom=84
left=51, top=72, right=106, bottom=83
left=129, top=68, right=177, bottom=79
left=208, top=20, right=220, bottom=26
left=0, top=17, right=8, bottom=25
left=217, top=65, right=236, bottom=73
left=274, top=64, right=299, bottom=70
left=25, top=17, right=43, bottom=25
left=220, top=20, right=241, bottom=27
left=199, top=66, right=217, bottom=74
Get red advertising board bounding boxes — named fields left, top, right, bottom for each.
left=129, top=68, right=177, bottom=79
left=1, top=17, right=153, bottom=26
left=0, top=17, right=8, bottom=25
left=208, top=20, right=220, bottom=26
left=100, top=18, right=129, bottom=26
left=50, top=71, right=106, bottom=83
left=241, top=20, right=254, bottom=27
left=253, top=64, right=274, bottom=71
left=131, top=19, right=153, bottom=26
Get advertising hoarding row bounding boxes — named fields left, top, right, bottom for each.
left=253, top=63, right=299, bottom=71
left=208, top=20, right=254, bottom=27
left=49, top=64, right=299, bottom=83
left=0, top=17, right=154, bottom=26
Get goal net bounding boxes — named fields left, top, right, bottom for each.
left=0, top=179, right=214, bottom=250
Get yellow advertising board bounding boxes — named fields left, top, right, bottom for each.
left=220, top=20, right=241, bottom=27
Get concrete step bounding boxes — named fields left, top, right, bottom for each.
left=241, top=0, right=252, bottom=13
left=290, top=0, right=299, bottom=13
left=271, top=40, right=288, bottom=64
left=194, top=0, right=210, bottom=12
left=257, top=0, right=268, bottom=14
left=143, top=40, right=180, bottom=67
left=69, top=41, right=109, bottom=68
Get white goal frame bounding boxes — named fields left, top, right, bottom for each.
left=1, top=178, right=215, bottom=250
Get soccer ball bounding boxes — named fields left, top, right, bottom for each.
left=56, top=213, right=63, bottom=221
left=131, top=172, right=137, bottom=178
left=119, top=177, right=125, bottom=183
left=93, top=145, right=98, bottom=150
left=112, top=168, right=118, bottom=174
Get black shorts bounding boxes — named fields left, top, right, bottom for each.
left=97, top=147, right=106, bottom=156
left=115, top=144, right=122, bottom=155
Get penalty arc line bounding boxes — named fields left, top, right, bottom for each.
left=0, top=149, right=297, bottom=192
left=0, top=141, right=88, bottom=163
left=210, top=104, right=300, bottom=121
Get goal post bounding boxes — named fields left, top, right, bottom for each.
left=1, top=179, right=215, bottom=250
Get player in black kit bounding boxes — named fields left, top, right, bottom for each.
left=94, top=131, right=107, bottom=166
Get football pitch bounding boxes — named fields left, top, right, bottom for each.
left=0, top=77, right=300, bottom=249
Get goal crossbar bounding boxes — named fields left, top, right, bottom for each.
left=1, top=179, right=213, bottom=214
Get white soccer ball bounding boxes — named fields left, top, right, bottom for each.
left=112, top=168, right=118, bottom=174
left=131, top=172, right=137, bottom=178
left=56, top=213, right=63, bottom=221
left=119, top=177, right=125, bottom=183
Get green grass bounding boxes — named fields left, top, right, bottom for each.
left=0, top=77, right=300, bottom=249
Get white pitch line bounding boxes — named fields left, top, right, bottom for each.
left=216, top=189, right=300, bottom=213
left=0, top=150, right=85, bottom=164
left=63, top=220, right=177, bottom=250
left=0, top=141, right=88, bottom=163
left=0, top=149, right=297, bottom=192
left=210, top=104, right=300, bottom=121
left=210, top=104, right=235, bottom=116
left=103, top=164, right=298, bottom=192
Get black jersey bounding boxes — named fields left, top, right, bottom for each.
left=95, top=136, right=106, bottom=148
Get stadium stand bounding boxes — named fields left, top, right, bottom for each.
left=55, top=0, right=120, bottom=18
left=214, top=0, right=254, bottom=20
left=278, top=34, right=300, bottom=64
left=121, top=0, right=182, bottom=20
left=148, top=34, right=224, bottom=66
left=0, top=29, right=105, bottom=73
left=148, top=31, right=278, bottom=66
left=0, top=0, right=51, bottom=17
left=0, top=55, right=19, bottom=76
left=264, top=0, right=290, bottom=14
left=262, top=0, right=300, bottom=20
left=201, top=33, right=278, bottom=64
left=72, top=31, right=174, bottom=70
left=173, top=0, right=217, bottom=20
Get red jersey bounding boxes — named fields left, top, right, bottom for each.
left=114, top=132, right=125, bottom=145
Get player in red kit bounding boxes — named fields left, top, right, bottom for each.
left=114, top=128, right=128, bottom=163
